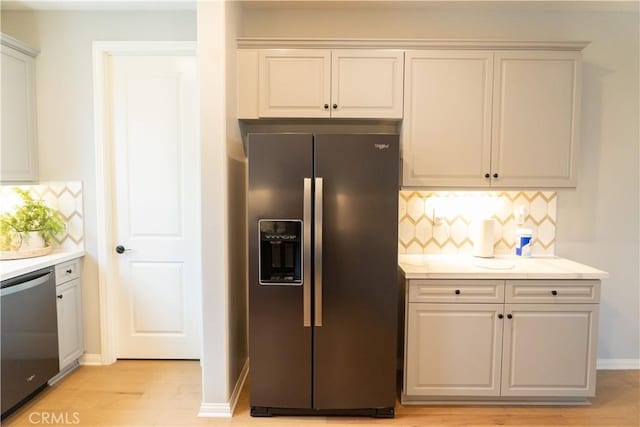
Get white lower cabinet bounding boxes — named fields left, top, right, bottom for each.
left=406, top=303, right=503, bottom=397
left=501, top=303, right=599, bottom=397
left=55, top=260, right=84, bottom=372
left=403, top=279, right=600, bottom=403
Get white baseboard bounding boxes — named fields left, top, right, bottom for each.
left=198, top=358, right=249, bottom=418
left=79, top=353, right=103, bottom=366
left=198, top=402, right=234, bottom=418
left=597, top=358, right=640, bottom=370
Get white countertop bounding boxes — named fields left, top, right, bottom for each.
left=1, top=249, right=85, bottom=281
left=399, top=254, right=609, bottom=280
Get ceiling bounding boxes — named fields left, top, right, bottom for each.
left=0, top=0, right=196, bottom=11
left=1, top=0, right=637, bottom=13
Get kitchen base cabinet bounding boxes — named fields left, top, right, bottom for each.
left=402, top=278, right=601, bottom=404
left=56, top=278, right=84, bottom=371
left=501, top=304, right=598, bottom=397
left=405, top=303, right=503, bottom=397
left=53, top=259, right=84, bottom=379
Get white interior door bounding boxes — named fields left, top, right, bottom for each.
left=110, top=54, right=200, bottom=359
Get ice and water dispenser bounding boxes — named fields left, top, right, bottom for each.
left=259, top=220, right=302, bottom=285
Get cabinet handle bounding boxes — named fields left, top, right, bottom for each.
left=332, top=104, right=338, bottom=109
left=66, top=269, right=73, bottom=274
left=493, top=173, right=499, bottom=178
left=498, top=314, right=504, bottom=319
left=57, top=295, right=63, bottom=299
left=507, top=314, right=513, bottom=319
left=551, top=290, right=558, bottom=296
left=323, top=104, right=329, bottom=110
left=484, top=173, right=490, bottom=178
left=454, top=289, right=461, bottom=295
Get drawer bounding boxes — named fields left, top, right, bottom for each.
left=506, top=280, right=601, bottom=304
left=55, top=259, right=81, bottom=285
left=408, top=280, right=505, bottom=303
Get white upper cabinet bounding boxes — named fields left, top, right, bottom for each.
left=258, top=49, right=331, bottom=118
left=402, top=48, right=583, bottom=188
left=239, top=48, right=404, bottom=119
left=330, top=50, right=403, bottom=118
left=492, top=51, right=581, bottom=187
left=403, top=51, right=494, bottom=187
left=1, top=34, right=39, bottom=182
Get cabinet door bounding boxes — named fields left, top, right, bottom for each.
left=402, top=51, right=494, bottom=187
left=501, top=304, right=598, bottom=397
left=491, top=51, right=581, bottom=187
left=1, top=45, right=38, bottom=182
left=405, top=303, right=503, bottom=396
left=56, top=279, right=84, bottom=370
left=258, top=49, right=331, bottom=117
left=331, top=50, right=403, bottom=118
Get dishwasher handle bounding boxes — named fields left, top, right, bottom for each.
left=1, top=271, right=54, bottom=297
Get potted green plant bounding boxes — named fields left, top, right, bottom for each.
left=0, top=188, right=66, bottom=252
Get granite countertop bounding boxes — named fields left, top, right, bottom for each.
left=399, top=254, right=609, bottom=280
left=1, top=249, right=85, bottom=281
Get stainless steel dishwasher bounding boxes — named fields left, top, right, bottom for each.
left=1, top=266, right=59, bottom=418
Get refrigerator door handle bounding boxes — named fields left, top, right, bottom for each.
left=303, top=178, right=312, bottom=327
left=314, top=177, right=323, bottom=327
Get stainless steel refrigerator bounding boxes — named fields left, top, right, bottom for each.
left=248, top=133, right=399, bottom=418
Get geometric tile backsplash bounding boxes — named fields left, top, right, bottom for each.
left=399, top=191, right=557, bottom=256
left=0, top=181, right=85, bottom=251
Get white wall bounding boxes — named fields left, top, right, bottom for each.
left=198, top=0, right=229, bottom=406
left=198, top=0, right=248, bottom=410
left=239, top=2, right=640, bottom=364
left=0, top=10, right=196, bottom=356
left=225, top=0, right=249, bottom=396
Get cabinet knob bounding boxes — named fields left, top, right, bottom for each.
left=323, top=104, right=329, bottom=110
left=507, top=314, right=513, bottom=319
left=332, top=104, right=338, bottom=109
left=493, top=173, right=499, bottom=178
left=498, top=314, right=504, bottom=319
left=484, top=173, right=490, bottom=178
left=57, top=295, right=63, bottom=299
left=454, top=289, right=461, bottom=295
left=551, top=290, right=558, bottom=296
left=66, top=269, right=73, bottom=274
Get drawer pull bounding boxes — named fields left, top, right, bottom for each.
left=66, top=269, right=73, bottom=274
left=498, top=314, right=504, bottom=319
left=551, top=290, right=558, bottom=296
left=454, top=289, right=461, bottom=295
left=57, top=295, right=63, bottom=299
left=507, top=314, right=513, bottom=319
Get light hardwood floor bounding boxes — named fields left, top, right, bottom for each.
left=3, top=361, right=638, bottom=426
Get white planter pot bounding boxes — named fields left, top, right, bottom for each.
left=20, top=231, right=46, bottom=251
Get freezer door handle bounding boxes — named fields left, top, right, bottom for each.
left=314, top=177, right=323, bottom=327
left=303, top=178, right=312, bottom=327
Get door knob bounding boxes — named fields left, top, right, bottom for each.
left=115, top=245, right=130, bottom=254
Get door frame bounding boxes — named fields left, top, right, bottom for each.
left=92, top=41, right=199, bottom=364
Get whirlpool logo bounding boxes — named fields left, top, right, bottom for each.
left=374, top=144, right=389, bottom=150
